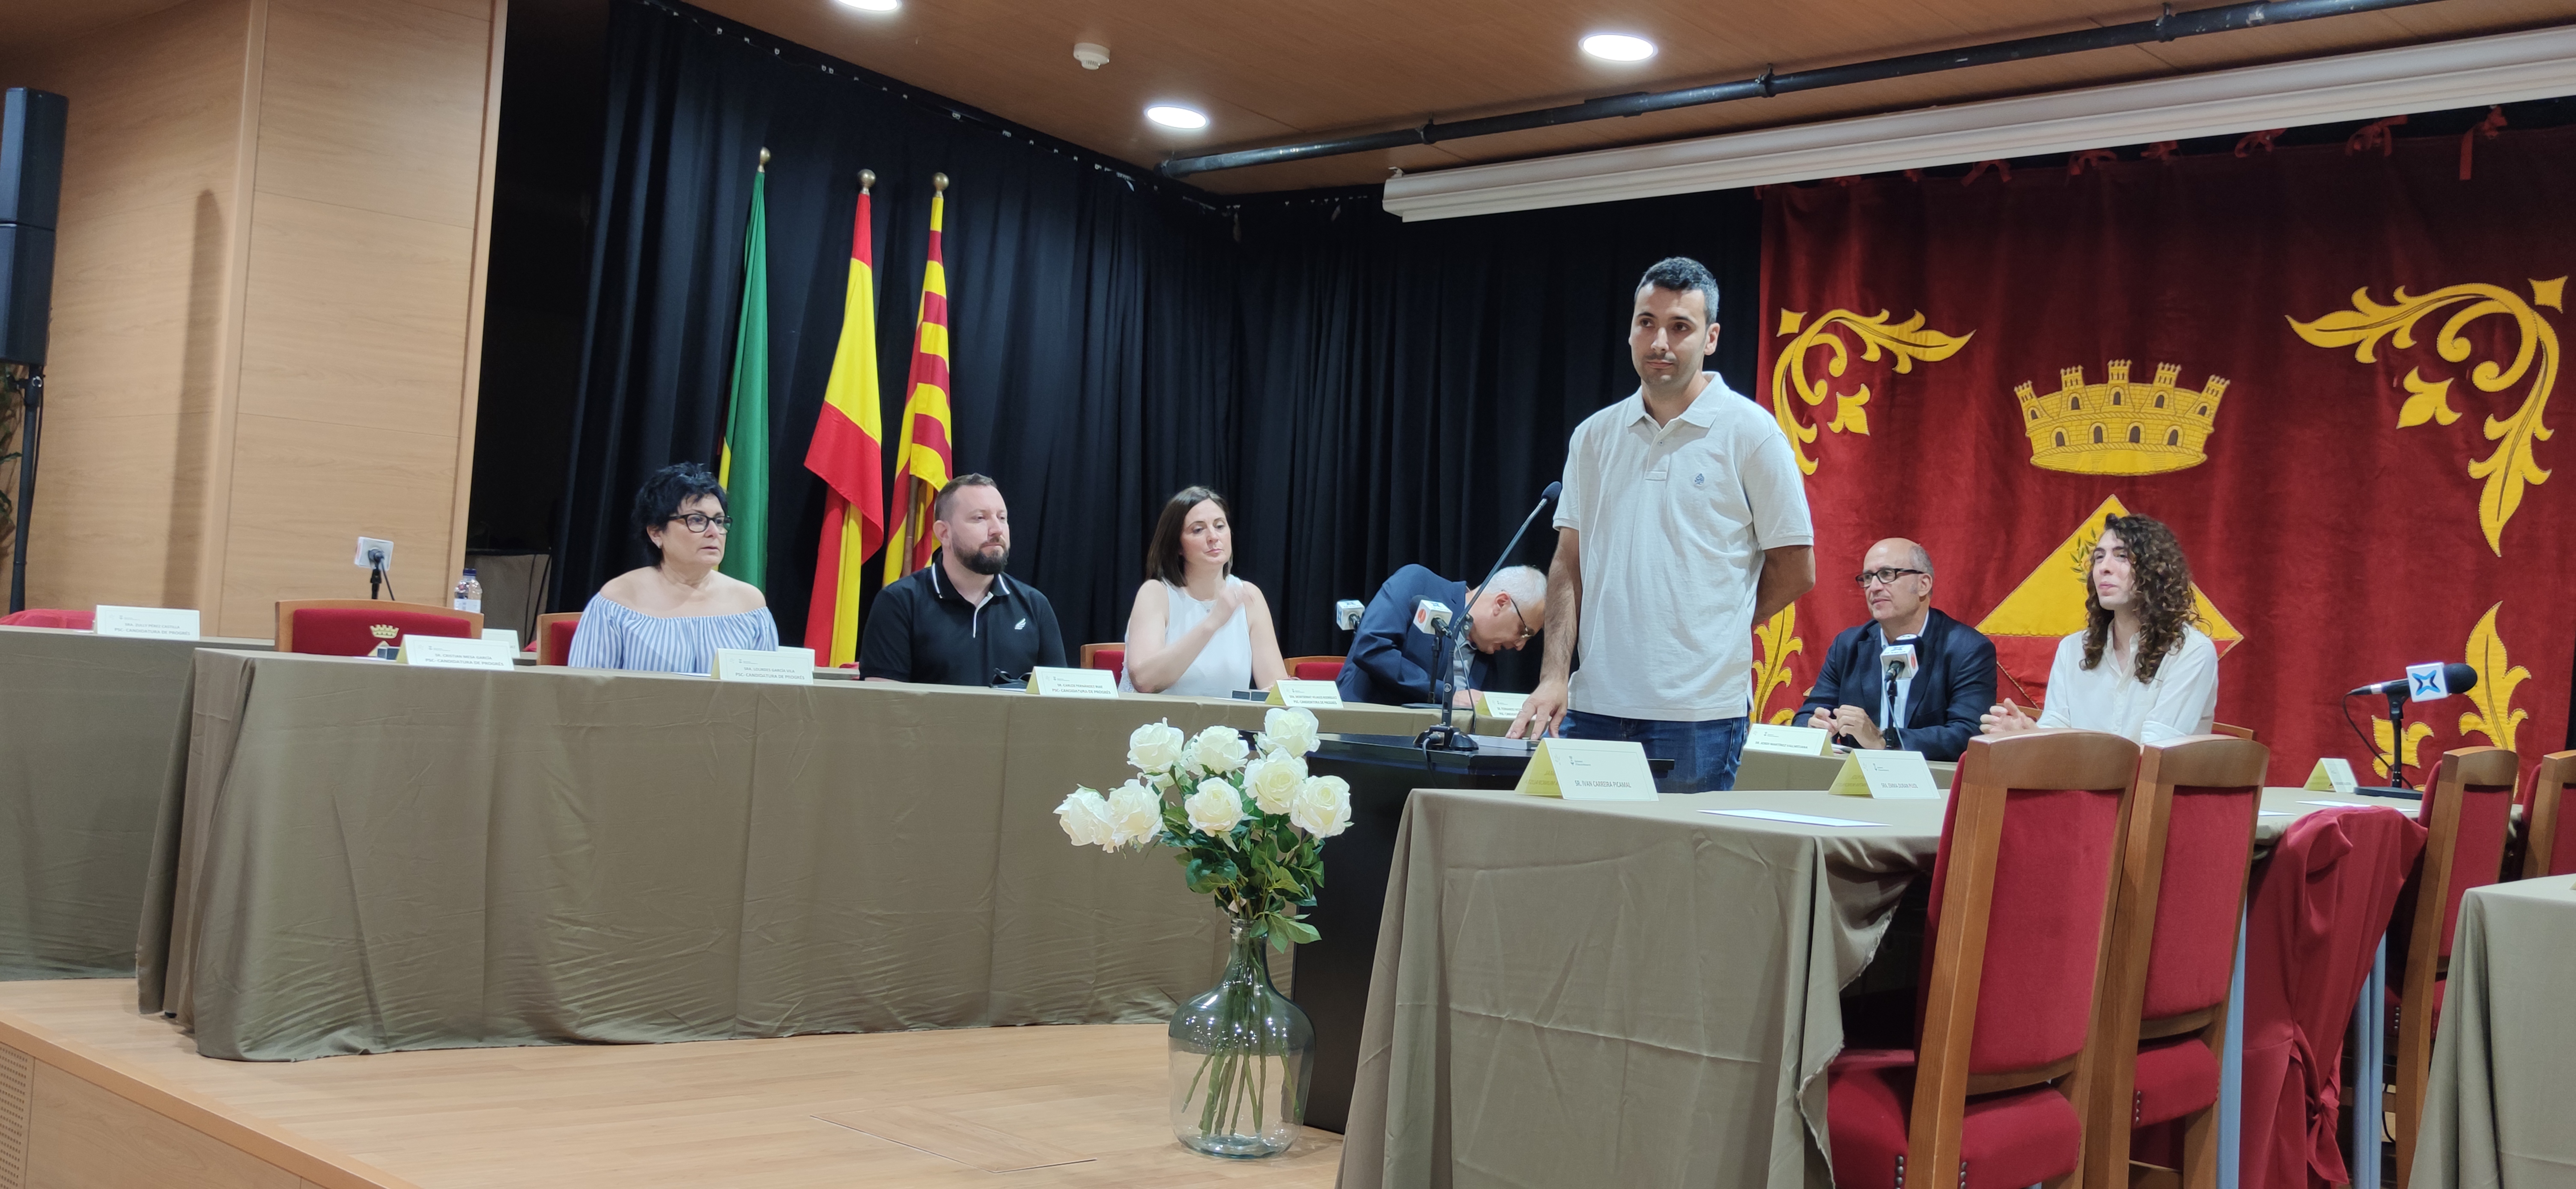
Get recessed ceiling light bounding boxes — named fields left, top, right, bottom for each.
left=838, top=0, right=899, bottom=12
left=1580, top=33, right=1656, bottom=62
left=1145, top=105, right=1208, bottom=130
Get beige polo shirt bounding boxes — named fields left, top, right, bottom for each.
left=1554, top=374, right=1814, bottom=721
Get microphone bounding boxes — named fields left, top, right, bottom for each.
left=1410, top=599, right=1454, bottom=634
left=1420, top=482, right=1564, bottom=754
left=1334, top=599, right=1365, bottom=630
left=2348, top=662, right=2477, bottom=700
left=1880, top=641, right=1919, bottom=680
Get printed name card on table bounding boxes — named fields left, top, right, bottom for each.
left=482, top=628, right=519, bottom=653
left=1514, top=738, right=1658, bottom=802
left=1826, top=750, right=1945, bottom=799
left=2303, top=758, right=2359, bottom=795
left=1026, top=666, right=1121, bottom=698
left=1266, top=679, right=1344, bottom=709
left=1474, top=690, right=1527, bottom=720
left=91, top=605, right=200, bottom=640
left=712, top=646, right=816, bottom=684
left=1742, top=723, right=1833, bottom=757
left=395, top=636, right=519, bottom=670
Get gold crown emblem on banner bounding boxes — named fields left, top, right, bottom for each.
left=2015, top=361, right=2227, bottom=475
left=370, top=624, right=400, bottom=639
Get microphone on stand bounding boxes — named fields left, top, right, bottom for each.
left=1875, top=638, right=1918, bottom=750
left=2346, top=661, right=2479, bottom=794
left=1419, top=482, right=1562, bottom=753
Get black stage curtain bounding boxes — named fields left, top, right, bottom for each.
left=561, top=0, right=1759, bottom=676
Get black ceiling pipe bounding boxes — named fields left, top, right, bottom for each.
left=1158, top=0, right=2462, bottom=178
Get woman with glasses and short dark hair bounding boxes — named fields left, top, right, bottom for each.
left=565, top=462, right=778, bottom=673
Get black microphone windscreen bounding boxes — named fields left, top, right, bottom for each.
left=1540, top=481, right=1562, bottom=500
left=2443, top=661, right=2478, bottom=696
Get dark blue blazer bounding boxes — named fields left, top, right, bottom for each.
left=1336, top=565, right=1493, bottom=707
left=1795, top=608, right=1995, bottom=762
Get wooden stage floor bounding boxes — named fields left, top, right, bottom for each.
left=0, top=979, right=1343, bottom=1188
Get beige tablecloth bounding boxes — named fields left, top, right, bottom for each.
left=136, top=650, right=1434, bottom=1061
left=2410, top=876, right=2576, bottom=1189
left=1339, top=787, right=1947, bottom=1189
left=0, top=627, right=269, bottom=978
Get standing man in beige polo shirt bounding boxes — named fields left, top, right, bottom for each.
left=1506, top=257, right=1816, bottom=791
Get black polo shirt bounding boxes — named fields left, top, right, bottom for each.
left=858, top=551, right=1067, bottom=686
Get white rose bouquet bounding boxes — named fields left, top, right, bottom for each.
left=1056, top=705, right=1348, bottom=946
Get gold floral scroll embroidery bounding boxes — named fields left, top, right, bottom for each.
left=2287, top=278, right=2563, bottom=555
left=2371, top=717, right=2433, bottom=781
left=1771, top=309, right=1974, bottom=475
left=1753, top=603, right=1806, bottom=725
left=2457, top=601, right=2529, bottom=752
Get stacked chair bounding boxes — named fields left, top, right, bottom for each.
left=2388, top=747, right=2518, bottom=1189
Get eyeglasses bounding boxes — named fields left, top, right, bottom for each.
left=1854, top=567, right=1926, bottom=588
left=668, top=512, right=733, bottom=534
left=1499, top=593, right=1538, bottom=643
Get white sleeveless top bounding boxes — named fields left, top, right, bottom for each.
left=1123, top=577, right=1252, bottom=698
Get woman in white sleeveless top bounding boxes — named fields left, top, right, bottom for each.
left=1120, top=486, right=1288, bottom=697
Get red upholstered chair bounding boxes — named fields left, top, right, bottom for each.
left=2391, top=745, right=2519, bottom=1188
left=1285, top=654, right=1343, bottom=682
left=2518, top=751, right=2576, bottom=879
left=2079, top=735, right=2269, bottom=1189
left=535, top=612, right=581, bottom=666
left=274, top=599, right=481, bottom=656
left=0, top=608, right=95, bottom=630
left=1079, top=642, right=1124, bottom=684
left=1826, top=729, right=2141, bottom=1189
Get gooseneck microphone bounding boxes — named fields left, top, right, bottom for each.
left=1419, top=481, right=1563, bottom=753
left=2348, top=662, right=2478, bottom=699
left=2345, top=661, right=2480, bottom=793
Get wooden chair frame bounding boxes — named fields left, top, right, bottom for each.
left=2209, top=723, right=2255, bottom=741
left=2520, top=750, right=2576, bottom=879
left=1910, top=729, right=2143, bottom=1189
left=2079, top=735, right=2269, bottom=1189
left=2392, top=745, right=2520, bottom=1189
left=535, top=612, right=581, bottom=666
left=1078, top=642, right=1121, bottom=670
left=273, top=599, right=482, bottom=655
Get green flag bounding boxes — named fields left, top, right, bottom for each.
left=718, top=161, right=769, bottom=588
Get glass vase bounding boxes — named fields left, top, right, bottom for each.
left=1168, top=919, right=1313, bottom=1158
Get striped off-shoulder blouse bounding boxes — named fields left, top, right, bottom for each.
left=564, top=593, right=778, bottom=675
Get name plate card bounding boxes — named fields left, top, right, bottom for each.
left=1826, top=750, right=1945, bottom=800
left=92, top=605, right=200, bottom=640
left=712, top=646, right=815, bottom=684
left=1266, top=679, right=1344, bottom=709
left=1515, top=738, right=1658, bottom=802
left=482, top=628, right=520, bottom=653
left=1474, top=690, right=1527, bottom=720
left=1743, top=723, right=1833, bottom=757
left=395, top=636, right=518, bottom=671
left=2303, top=758, right=2359, bottom=795
left=1027, top=666, right=1121, bottom=698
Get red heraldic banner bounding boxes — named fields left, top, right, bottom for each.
left=1754, top=126, right=2576, bottom=785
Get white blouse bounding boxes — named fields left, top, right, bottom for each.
left=2036, top=625, right=2219, bottom=745
left=1121, top=577, right=1252, bottom=699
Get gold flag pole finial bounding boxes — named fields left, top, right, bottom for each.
left=758, top=147, right=770, bottom=172
left=859, top=168, right=875, bottom=192
left=933, top=172, right=948, bottom=192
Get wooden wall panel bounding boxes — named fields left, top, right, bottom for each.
left=0, top=0, right=250, bottom=613
left=24, top=1063, right=300, bottom=1189
left=253, top=0, right=492, bottom=230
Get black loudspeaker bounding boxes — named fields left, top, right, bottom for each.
left=0, top=88, right=68, bottom=367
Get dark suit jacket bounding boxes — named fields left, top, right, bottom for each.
left=1336, top=565, right=1493, bottom=707
left=1795, top=607, right=1995, bottom=762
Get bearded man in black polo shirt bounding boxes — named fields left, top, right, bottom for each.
left=859, top=474, right=1067, bottom=686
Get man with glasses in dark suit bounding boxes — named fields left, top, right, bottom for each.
left=1799, top=538, right=1995, bottom=762
left=1335, top=565, right=1545, bottom=708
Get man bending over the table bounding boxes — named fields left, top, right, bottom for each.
left=1799, top=538, right=1995, bottom=762
left=1335, top=564, right=1546, bottom=708
left=860, top=475, right=1067, bottom=687
left=1506, top=256, right=1816, bottom=792
left=1978, top=512, right=2217, bottom=745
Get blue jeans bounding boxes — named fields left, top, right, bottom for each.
left=1562, top=711, right=1749, bottom=792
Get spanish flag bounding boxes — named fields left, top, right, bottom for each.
left=882, top=173, right=955, bottom=584
left=800, top=173, right=887, bottom=664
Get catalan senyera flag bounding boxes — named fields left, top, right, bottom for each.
left=801, top=178, right=887, bottom=665
left=717, top=155, right=771, bottom=589
left=882, top=175, right=954, bottom=584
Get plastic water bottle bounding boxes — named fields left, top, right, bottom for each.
left=453, top=568, right=482, bottom=614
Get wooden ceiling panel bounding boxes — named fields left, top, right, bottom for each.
left=667, top=0, right=2576, bottom=193
left=0, top=0, right=198, bottom=54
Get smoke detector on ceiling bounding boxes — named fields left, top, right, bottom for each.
left=1073, top=43, right=1110, bottom=70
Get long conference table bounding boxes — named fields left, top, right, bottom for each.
left=1335, top=783, right=2383, bottom=1189
left=130, top=647, right=1442, bottom=1061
